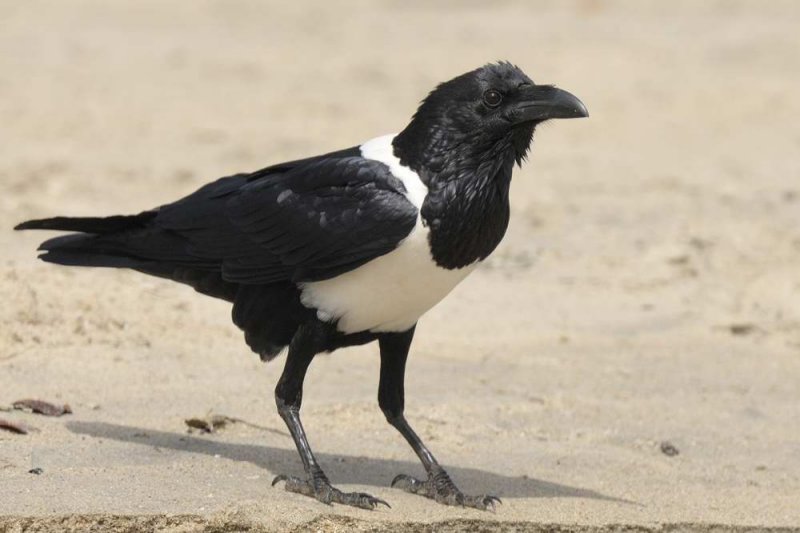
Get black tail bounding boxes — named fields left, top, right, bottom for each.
left=15, top=212, right=158, bottom=269
left=16, top=211, right=304, bottom=360
left=15, top=210, right=239, bottom=297
left=14, top=213, right=155, bottom=234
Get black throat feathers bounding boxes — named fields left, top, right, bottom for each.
left=393, top=123, right=534, bottom=270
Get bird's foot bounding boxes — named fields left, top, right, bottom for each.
left=272, top=472, right=390, bottom=510
left=391, top=466, right=501, bottom=511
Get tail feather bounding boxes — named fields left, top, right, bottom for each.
left=16, top=212, right=159, bottom=270
left=32, top=233, right=152, bottom=269
left=37, top=233, right=94, bottom=251
left=15, top=212, right=156, bottom=234
left=38, top=249, right=151, bottom=269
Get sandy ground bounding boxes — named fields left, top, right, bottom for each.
left=1, top=1, right=800, bottom=531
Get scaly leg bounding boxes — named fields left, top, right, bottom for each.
left=272, top=321, right=389, bottom=510
left=378, top=327, right=501, bottom=511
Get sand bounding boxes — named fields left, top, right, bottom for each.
left=1, top=1, right=799, bottom=531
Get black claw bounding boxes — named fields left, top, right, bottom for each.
left=390, top=474, right=408, bottom=487
left=473, top=494, right=502, bottom=512
left=271, top=474, right=288, bottom=487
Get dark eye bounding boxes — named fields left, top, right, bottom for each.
left=483, top=89, right=503, bottom=108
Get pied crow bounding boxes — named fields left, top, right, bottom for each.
left=15, top=61, right=587, bottom=511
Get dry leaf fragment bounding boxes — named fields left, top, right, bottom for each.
left=12, top=399, right=72, bottom=417
left=184, top=411, right=289, bottom=436
left=185, top=414, right=233, bottom=433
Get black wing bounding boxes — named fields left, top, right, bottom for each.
left=164, top=153, right=418, bottom=283
left=23, top=148, right=419, bottom=285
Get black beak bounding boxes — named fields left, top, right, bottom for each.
left=510, top=85, right=588, bottom=124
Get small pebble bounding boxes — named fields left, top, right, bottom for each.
left=728, top=324, right=757, bottom=336
left=660, top=441, right=680, bottom=457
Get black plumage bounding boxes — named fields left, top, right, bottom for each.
left=15, top=61, right=587, bottom=510
left=20, top=149, right=418, bottom=359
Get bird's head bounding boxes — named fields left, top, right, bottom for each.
left=393, top=62, right=587, bottom=176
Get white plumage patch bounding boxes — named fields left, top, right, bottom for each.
left=299, top=134, right=476, bottom=333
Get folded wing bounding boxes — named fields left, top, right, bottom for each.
left=25, top=150, right=419, bottom=286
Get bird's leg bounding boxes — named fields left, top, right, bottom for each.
left=378, top=328, right=501, bottom=511
left=271, top=322, right=389, bottom=510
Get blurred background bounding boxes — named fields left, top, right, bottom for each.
left=1, top=0, right=799, bottom=526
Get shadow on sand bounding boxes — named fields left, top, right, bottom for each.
left=66, top=421, right=633, bottom=505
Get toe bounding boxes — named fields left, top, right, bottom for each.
left=333, top=490, right=391, bottom=510
left=271, top=473, right=317, bottom=498
left=272, top=473, right=305, bottom=491
left=437, top=490, right=465, bottom=506
left=271, top=474, right=289, bottom=486
left=356, top=493, right=391, bottom=510
left=318, top=486, right=336, bottom=505
left=483, top=496, right=498, bottom=513
left=367, top=495, right=392, bottom=509
left=390, top=473, right=411, bottom=487
left=391, top=473, right=425, bottom=494
left=463, top=494, right=502, bottom=511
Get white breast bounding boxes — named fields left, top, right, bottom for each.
left=298, top=134, right=476, bottom=334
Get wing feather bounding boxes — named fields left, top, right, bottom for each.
left=156, top=152, right=418, bottom=283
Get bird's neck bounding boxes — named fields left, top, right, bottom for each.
left=393, top=129, right=521, bottom=269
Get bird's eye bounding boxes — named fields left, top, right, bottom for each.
left=483, top=89, right=503, bottom=108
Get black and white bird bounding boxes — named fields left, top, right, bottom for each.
left=16, top=62, right=587, bottom=511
